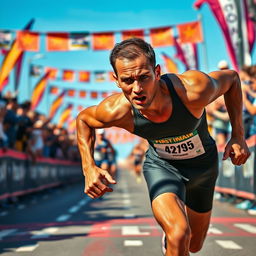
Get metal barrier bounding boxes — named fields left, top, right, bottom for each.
left=0, top=150, right=82, bottom=200
left=215, top=135, right=256, bottom=200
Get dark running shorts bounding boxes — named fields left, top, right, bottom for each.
left=143, top=146, right=219, bottom=213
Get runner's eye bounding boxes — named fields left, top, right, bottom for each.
left=122, top=78, right=134, bottom=84
left=139, top=75, right=149, bottom=82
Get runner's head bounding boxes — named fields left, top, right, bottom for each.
left=109, top=38, right=161, bottom=110
left=110, top=38, right=156, bottom=76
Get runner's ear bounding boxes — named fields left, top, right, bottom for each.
left=155, top=64, right=161, bottom=80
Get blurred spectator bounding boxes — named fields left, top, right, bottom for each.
left=0, top=99, right=7, bottom=150
left=67, top=134, right=80, bottom=162
left=240, top=65, right=256, bottom=138
left=241, top=65, right=256, bottom=137
left=127, top=138, right=148, bottom=183
left=207, top=97, right=230, bottom=146
left=207, top=60, right=231, bottom=146
left=27, top=119, right=44, bottom=162
left=15, top=101, right=33, bottom=152
left=3, top=97, right=18, bottom=148
left=94, top=129, right=116, bottom=173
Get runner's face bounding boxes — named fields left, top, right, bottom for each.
left=114, top=55, right=160, bottom=109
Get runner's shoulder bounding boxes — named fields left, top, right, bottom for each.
left=177, top=70, right=215, bottom=95
left=96, top=92, right=132, bottom=123
left=179, top=70, right=211, bottom=86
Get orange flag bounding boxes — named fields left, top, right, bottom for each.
left=121, top=29, right=145, bottom=41
left=92, top=32, right=115, bottom=50
left=68, top=118, right=76, bottom=134
left=79, top=90, right=87, bottom=98
left=46, top=33, right=69, bottom=51
left=161, top=53, right=178, bottom=73
left=58, top=104, right=73, bottom=127
left=79, top=71, right=90, bottom=82
left=45, top=67, right=58, bottom=80
left=67, top=89, right=75, bottom=97
left=0, top=19, right=34, bottom=90
left=150, top=27, right=174, bottom=47
left=90, top=91, right=98, bottom=99
left=101, top=91, right=110, bottom=98
left=63, top=70, right=75, bottom=82
left=49, top=86, right=59, bottom=95
left=49, top=90, right=66, bottom=119
left=31, top=71, right=51, bottom=110
left=17, top=31, right=40, bottom=51
left=177, top=21, right=203, bottom=44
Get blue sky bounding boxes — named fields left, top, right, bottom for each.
left=0, top=0, right=255, bottom=157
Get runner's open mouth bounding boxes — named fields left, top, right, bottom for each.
left=134, top=96, right=146, bottom=102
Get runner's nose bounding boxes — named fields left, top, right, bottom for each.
left=133, top=81, right=142, bottom=94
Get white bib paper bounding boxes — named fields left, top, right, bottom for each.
left=153, top=130, right=205, bottom=160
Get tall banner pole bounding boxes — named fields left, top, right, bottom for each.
left=198, top=12, right=209, bottom=72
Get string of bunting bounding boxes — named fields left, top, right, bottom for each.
left=30, top=64, right=116, bottom=83
left=0, top=20, right=203, bottom=51
left=48, top=86, right=120, bottom=99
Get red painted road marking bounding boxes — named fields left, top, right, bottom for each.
left=1, top=217, right=255, bottom=243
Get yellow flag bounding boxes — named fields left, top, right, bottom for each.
left=0, top=19, right=34, bottom=90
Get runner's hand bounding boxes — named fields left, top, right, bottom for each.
left=222, top=137, right=251, bottom=165
left=84, top=166, right=116, bottom=199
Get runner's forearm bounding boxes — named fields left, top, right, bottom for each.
left=224, top=72, right=244, bottom=138
left=76, top=113, right=96, bottom=175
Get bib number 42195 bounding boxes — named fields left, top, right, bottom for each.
left=165, top=140, right=194, bottom=154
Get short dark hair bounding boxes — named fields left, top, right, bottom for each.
left=110, top=38, right=156, bottom=75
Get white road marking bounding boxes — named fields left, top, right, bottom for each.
left=0, top=229, right=17, bottom=240
left=31, top=227, right=59, bottom=239
left=68, top=206, right=80, bottom=213
left=15, top=244, right=39, bottom=252
left=234, top=223, right=256, bottom=234
left=122, top=194, right=130, bottom=199
left=123, top=199, right=131, bottom=205
left=122, top=226, right=150, bottom=236
left=56, top=214, right=71, bottom=222
left=207, top=227, right=223, bottom=234
left=78, top=198, right=91, bottom=206
left=215, top=240, right=242, bottom=249
left=124, top=240, right=143, bottom=246
left=124, top=213, right=136, bottom=219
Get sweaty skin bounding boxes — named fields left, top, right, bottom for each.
left=76, top=54, right=250, bottom=256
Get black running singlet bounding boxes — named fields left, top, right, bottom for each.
left=132, top=74, right=216, bottom=161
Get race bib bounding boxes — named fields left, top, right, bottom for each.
left=152, top=130, right=205, bottom=160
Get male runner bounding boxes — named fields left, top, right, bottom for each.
left=76, top=38, right=250, bottom=256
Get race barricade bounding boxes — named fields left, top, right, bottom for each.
left=0, top=149, right=82, bottom=201
left=215, top=135, right=256, bottom=200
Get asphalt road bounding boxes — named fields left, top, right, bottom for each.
left=0, top=167, right=255, bottom=256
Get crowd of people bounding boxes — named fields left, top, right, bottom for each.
left=0, top=93, right=79, bottom=162
left=206, top=62, right=256, bottom=145
left=207, top=63, right=256, bottom=216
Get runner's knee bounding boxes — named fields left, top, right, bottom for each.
left=164, top=221, right=191, bottom=247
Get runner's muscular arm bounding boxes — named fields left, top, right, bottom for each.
left=76, top=93, right=131, bottom=198
left=180, top=69, right=250, bottom=165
